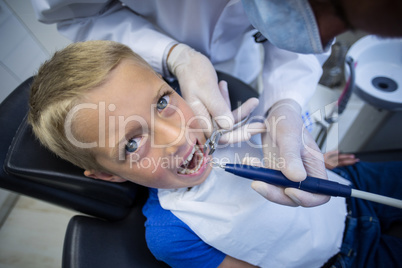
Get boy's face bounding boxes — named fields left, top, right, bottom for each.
left=76, top=59, right=212, bottom=189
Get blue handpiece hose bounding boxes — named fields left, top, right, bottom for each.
left=222, top=163, right=402, bottom=208
left=224, top=163, right=352, bottom=197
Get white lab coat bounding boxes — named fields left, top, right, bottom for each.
left=32, top=0, right=329, bottom=112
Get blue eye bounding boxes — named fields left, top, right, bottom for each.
left=157, top=94, right=170, bottom=110
left=125, top=137, right=141, bottom=153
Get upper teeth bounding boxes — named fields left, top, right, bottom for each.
left=182, top=146, right=196, bottom=166
left=178, top=145, right=204, bottom=175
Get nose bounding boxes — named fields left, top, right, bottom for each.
left=153, top=117, right=188, bottom=155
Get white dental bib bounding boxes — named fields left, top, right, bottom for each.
left=158, top=136, right=347, bottom=267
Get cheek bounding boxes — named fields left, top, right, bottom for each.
left=172, top=99, right=199, bottom=127
left=121, top=160, right=163, bottom=186
left=181, top=106, right=201, bottom=128
left=141, top=166, right=176, bottom=188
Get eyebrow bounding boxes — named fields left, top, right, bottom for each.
left=110, top=84, right=166, bottom=160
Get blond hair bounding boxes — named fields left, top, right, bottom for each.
left=28, top=40, right=153, bottom=171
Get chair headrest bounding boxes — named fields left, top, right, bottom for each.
left=4, top=117, right=138, bottom=208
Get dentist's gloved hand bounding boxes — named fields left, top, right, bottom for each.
left=216, top=80, right=266, bottom=144
left=167, top=43, right=234, bottom=136
left=252, top=99, right=330, bottom=207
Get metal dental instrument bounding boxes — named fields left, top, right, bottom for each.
left=204, top=115, right=250, bottom=155
left=212, top=162, right=402, bottom=209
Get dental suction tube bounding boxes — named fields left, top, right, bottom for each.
left=223, top=163, right=402, bottom=209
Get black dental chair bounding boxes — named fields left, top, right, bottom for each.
left=0, top=72, right=258, bottom=268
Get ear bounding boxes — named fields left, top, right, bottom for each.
left=84, top=170, right=127, bottom=183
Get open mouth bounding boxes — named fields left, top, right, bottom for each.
left=178, top=144, right=205, bottom=175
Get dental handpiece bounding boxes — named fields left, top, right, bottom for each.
left=219, top=163, right=402, bottom=209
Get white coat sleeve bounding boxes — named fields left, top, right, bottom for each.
left=31, top=0, right=177, bottom=75
left=258, top=41, right=330, bottom=114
